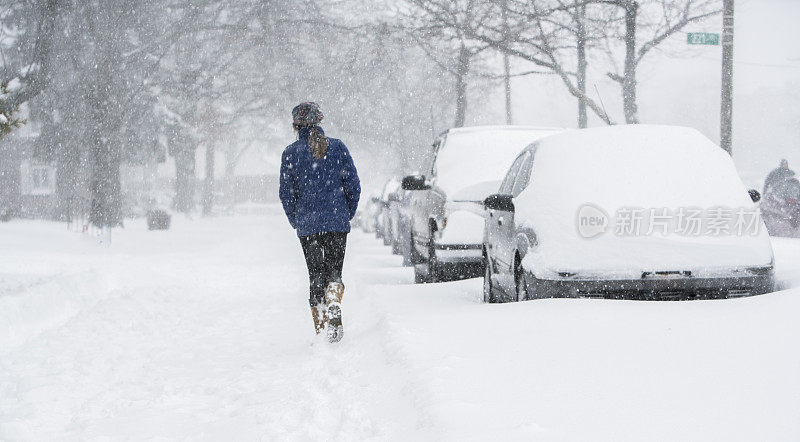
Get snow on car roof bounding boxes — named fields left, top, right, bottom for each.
left=528, top=125, right=745, bottom=210
left=435, top=125, right=562, bottom=196
left=516, top=124, right=772, bottom=273
left=443, top=125, right=562, bottom=136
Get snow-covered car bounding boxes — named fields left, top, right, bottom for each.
left=762, top=177, right=800, bottom=237
left=378, top=178, right=402, bottom=246
left=402, top=125, right=562, bottom=283
left=483, top=125, right=774, bottom=302
left=386, top=185, right=407, bottom=256
left=360, top=195, right=382, bottom=234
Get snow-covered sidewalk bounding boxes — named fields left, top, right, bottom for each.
left=1, top=215, right=799, bottom=440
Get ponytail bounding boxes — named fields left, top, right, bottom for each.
left=308, top=126, right=328, bottom=159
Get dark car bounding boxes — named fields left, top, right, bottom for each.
left=483, top=125, right=774, bottom=302
left=402, top=126, right=562, bottom=283
left=762, top=177, right=800, bottom=237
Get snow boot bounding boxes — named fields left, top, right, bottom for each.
left=325, top=281, right=344, bottom=343
left=310, top=305, right=328, bottom=335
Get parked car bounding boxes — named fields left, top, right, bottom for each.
left=403, top=125, right=562, bottom=283
left=762, top=176, right=800, bottom=237
left=482, top=124, right=774, bottom=302
left=386, top=184, right=407, bottom=255
left=360, top=194, right=382, bottom=234
left=378, top=178, right=402, bottom=246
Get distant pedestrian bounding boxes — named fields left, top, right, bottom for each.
left=279, top=102, right=360, bottom=343
left=764, top=159, right=795, bottom=194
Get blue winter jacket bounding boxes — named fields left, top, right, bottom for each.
left=279, top=126, right=361, bottom=237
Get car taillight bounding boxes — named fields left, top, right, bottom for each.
left=787, top=198, right=798, bottom=205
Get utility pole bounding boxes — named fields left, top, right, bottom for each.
left=202, top=142, right=214, bottom=216
left=720, top=0, right=734, bottom=155
left=502, top=0, right=512, bottom=124
left=503, top=54, right=512, bottom=125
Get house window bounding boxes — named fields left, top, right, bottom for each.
left=20, top=161, right=57, bottom=196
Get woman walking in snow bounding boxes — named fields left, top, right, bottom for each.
left=279, top=102, right=361, bottom=342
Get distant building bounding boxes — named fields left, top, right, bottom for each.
left=229, top=174, right=279, bottom=204
left=0, top=134, right=58, bottom=220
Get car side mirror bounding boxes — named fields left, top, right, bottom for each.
left=402, top=175, right=430, bottom=191
left=484, top=194, right=515, bottom=212
left=748, top=189, right=761, bottom=203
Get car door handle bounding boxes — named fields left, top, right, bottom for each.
left=498, top=216, right=504, bottom=226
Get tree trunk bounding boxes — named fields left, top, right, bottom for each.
left=224, top=157, right=237, bottom=212
left=576, top=4, right=588, bottom=128
left=454, top=44, right=470, bottom=128
left=55, top=143, right=83, bottom=222
left=174, top=148, right=196, bottom=213
left=88, top=68, right=122, bottom=228
left=202, top=143, right=214, bottom=216
left=88, top=139, right=122, bottom=227
left=621, top=1, right=640, bottom=124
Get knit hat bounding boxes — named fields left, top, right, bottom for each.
left=292, top=102, right=324, bottom=127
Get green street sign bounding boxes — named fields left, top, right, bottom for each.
left=687, top=32, right=720, bottom=45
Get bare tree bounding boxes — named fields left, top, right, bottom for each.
left=0, top=0, right=60, bottom=116
left=2, top=0, right=463, bottom=223
left=461, top=0, right=720, bottom=125
left=400, top=0, right=495, bottom=127
left=601, top=0, right=721, bottom=123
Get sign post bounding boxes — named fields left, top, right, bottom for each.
left=720, top=0, right=734, bottom=155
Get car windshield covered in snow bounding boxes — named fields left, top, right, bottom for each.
left=434, top=127, right=560, bottom=196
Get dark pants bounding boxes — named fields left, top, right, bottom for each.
left=299, top=232, right=347, bottom=307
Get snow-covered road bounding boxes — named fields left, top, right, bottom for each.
left=1, top=212, right=799, bottom=441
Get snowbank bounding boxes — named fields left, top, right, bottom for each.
left=367, top=277, right=800, bottom=441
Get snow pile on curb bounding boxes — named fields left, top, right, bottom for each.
left=0, top=271, right=112, bottom=353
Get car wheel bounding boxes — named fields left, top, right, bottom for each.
left=515, top=258, right=528, bottom=302
left=427, top=230, right=441, bottom=283
left=483, top=253, right=497, bottom=303
left=414, top=264, right=427, bottom=284
left=401, top=228, right=412, bottom=266
left=383, top=223, right=392, bottom=246
left=408, top=231, right=423, bottom=265
left=391, top=233, right=402, bottom=255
